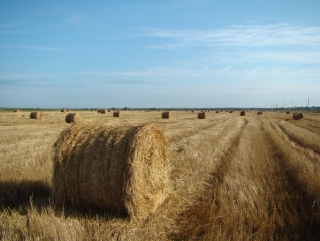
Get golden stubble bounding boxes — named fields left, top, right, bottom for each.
left=1, top=110, right=320, bottom=240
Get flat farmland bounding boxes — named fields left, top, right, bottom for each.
left=1, top=110, right=320, bottom=240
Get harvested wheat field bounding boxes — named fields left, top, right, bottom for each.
left=0, top=110, right=320, bottom=240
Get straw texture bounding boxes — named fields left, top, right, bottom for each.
left=52, top=121, right=171, bottom=219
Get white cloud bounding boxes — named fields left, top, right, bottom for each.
left=67, top=14, right=88, bottom=26
left=77, top=67, right=211, bottom=77
left=0, top=45, right=75, bottom=51
left=142, top=23, right=320, bottom=49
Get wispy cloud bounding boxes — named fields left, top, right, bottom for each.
left=0, top=45, right=75, bottom=51
left=142, top=23, right=320, bottom=49
left=77, top=67, right=211, bottom=78
left=67, top=13, right=89, bottom=27
left=0, top=22, right=33, bottom=34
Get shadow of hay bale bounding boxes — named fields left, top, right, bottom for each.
left=0, top=180, right=51, bottom=212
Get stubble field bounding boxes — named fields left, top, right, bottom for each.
left=0, top=110, right=319, bottom=240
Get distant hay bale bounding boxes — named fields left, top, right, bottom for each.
left=198, top=112, right=206, bottom=119
left=108, top=110, right=112, bottom=112
left=65, top=113, right=81, bottom=123
left=240, top=110, right=247, bottom=116
left=100, top=109, right=107, bottom=114
left=229, top=111, right=233, bottom=113
left=113, top=111, right=121, bottom=117
left=162, top=111, right=171, bottom=119
left=61, top=109, right=66, bottom=113
left=13, top=109, right=20, bottom=112
left=286, top=111, right=290, bottom=114
left=52, top=122, right=171, bottom=220
left=293, top=112, right=303, bottom=120
left=30, top=112, right=42, bottom=119
left=257, top=111, right=262, bottom=115
left=216, top=111, right=219, bottom=113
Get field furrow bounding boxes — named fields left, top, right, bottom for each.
left=263, top=118, right=320, bottom=239
left=195, top=115, right=320, bottom=240
left=286, top=118, right=320, bottom=135
left=276, top=121, right=320, bottom=155
left=167, top=117, right=248, bottom=240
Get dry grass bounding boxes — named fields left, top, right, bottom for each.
left=1, top=110, right=320, bottom=240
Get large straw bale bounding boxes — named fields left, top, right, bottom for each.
left=162, top=111, right=171, bottom=119
left=113, top=111, right=121, bottom=117
left=198, top=112, right=206, bottom=119
left=65, top=113, right=81, bottom=123
left=30, top=112, right=42, bottom=119
left=52, top=122, right=171, bottom=220
left=100, top=109, right=107, bottom=114
left=13, top=109, right=20, bottom=112
left=240, top=110, right=247, bottom=116
left=293, top=112, right=303, bottom=120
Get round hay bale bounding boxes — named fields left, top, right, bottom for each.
left=162, top=111, right=171, bottom=119
left=113, top=111, right=121, bottom=117
left=13, top=109, right=20, bottom=112
left=100, top=109, right=107, bottom=114
left=240, top=110, right=247, bottom=116
left=65, top=113, right=81, bottom=123
left=30, top=111, right=42, bottom=119
left=257, top=111, right=262, bottom=115
left=198, top=112, right=206, bottom=119
left=293, top=112, right=303, bottom=120
left=215, top=111, right=219, bottom=113
left=52, top=122, right=171, bottom=220
left=61, top=109, right=66, bottom=113
left=286, top=111, right=290, bottom=114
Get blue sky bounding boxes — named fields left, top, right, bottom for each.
left=0, top=0, right=319, bottom=108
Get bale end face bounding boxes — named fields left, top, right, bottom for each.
left=198, top=112, right=206, bottom=119
left=240, top=111, right=247, bottom=116
left=293, top=112, right=303, bottom=120
left=162, top=111, right=171, bottom=119
left=65, top=113, right=81, bottom=123
left=30, top=112, right=42, bottom=119
left=113, top=111, right=121, bottom=117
